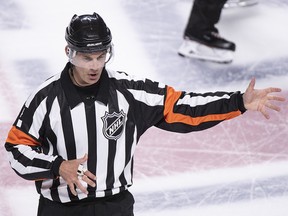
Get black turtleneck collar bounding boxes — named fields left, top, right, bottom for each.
left=60, top=62, right=109, bottom=109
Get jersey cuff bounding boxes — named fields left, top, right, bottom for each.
left=51, top=156, right=65, bottom=178
left=239, top=93, right=247, bottom=113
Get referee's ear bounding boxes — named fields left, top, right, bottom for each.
left=65, top=46, right=70, bottom=57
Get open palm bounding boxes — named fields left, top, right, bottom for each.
left=243, top=78, right=285, bottom=119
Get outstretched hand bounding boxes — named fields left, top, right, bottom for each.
left=59, top=154, right=96, bottom=196
left=243, top=78, right=285, bottom=119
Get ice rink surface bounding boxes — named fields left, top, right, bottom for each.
left=0, top=0, right=288, bottom=215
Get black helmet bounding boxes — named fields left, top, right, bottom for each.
left=65, top=12, right=112, bottom=53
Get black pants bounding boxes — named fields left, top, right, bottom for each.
left=184, top=0, right=228, bottom=37
left=37, top=190, right=134, bottom=216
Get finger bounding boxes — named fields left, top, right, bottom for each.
left=75, top=179, right=88, bottom=194
left=265, top=102, right=281, bottom=112
left=82, top=175, right=96, bottom=187
left=85, top=170, right=97, bottom=181
left=69, top=183, right=78, bottom=196
left=260, top=108, right=270, bottom=119
left=266, top=87, right=282, bottom=93
left=268, top=95, right=286, bottom=102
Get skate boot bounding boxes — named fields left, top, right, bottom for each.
left=178, top=32, right=236, bottom=63
left=224, top=0, right=258, bottom=8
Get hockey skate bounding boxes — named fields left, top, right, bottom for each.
left=224, top=0, right=258, bottom=8
left=178, top=32, right=236, bottom=64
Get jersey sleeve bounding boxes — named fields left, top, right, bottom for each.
left=4, top=82, right=64, bottom=181
left=124, top=73, right=246, bottom=134
left=155, top=85, right=246, bottom=133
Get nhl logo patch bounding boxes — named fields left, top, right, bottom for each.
left=101, top=110, right=126, bottom=140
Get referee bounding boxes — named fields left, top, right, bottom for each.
left=5, top=12, right=284, bottom=216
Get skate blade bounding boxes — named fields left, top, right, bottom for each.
left=178, top=40, right=234, bottom=64
left=224, top=0, right=258, bottom=8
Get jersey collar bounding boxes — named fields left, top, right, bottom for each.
left=61, top=62, right=109, bottom=109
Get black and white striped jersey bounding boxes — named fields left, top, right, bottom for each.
left=5, top=62, right=246, bottom=203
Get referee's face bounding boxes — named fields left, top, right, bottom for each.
left=71, top=50, right=107, bottom=86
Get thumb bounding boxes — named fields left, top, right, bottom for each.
left=246, top=77, right=256, bottom=92
left=78, top=154, right=88, bottom=164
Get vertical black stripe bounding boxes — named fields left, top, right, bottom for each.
left=40, top=87, right=58, bottom=155
left=45, top=122, right=62, bottom=202
left=105, top=88, right=119, bottom=194
left=59, top=94, right=77, bottom=160
left=105, top=139, right=116, bottom=192
left=85, top=103, right=97, bottom=196
left=58, top=92, right=79, bottom=201
left=50, top=179, right=61, bottom=202
left=119, top=110, right=135, bottom=186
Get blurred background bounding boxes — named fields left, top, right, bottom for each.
left=0, top=0, right=288, bottom=215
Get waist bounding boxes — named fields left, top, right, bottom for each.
left=41, top=189, right=131, bottom=206
left=38, top=180, right=132, bottom=203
